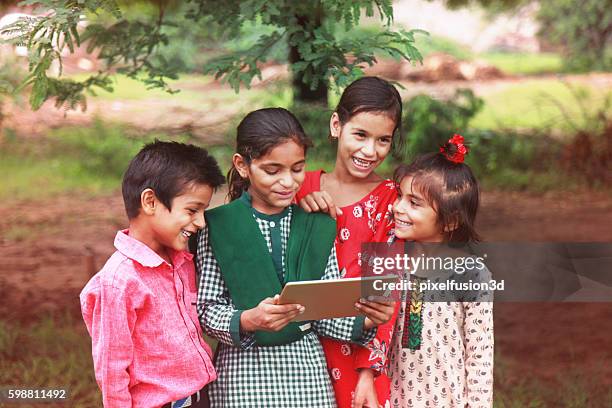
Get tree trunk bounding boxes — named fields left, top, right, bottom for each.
left=288, top=13, right=327, bottom=106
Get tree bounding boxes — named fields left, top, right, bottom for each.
left=433, top=0, right=611, bottom=72
left=2, top=0, right=424, bottom=110
left=537, top=0, right=611, bottom=72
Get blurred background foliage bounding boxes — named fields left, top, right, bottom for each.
left=1, top=2, right=612, bottom=407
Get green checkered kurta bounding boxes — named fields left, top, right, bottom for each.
left=196, top=206, right=374, bottom=408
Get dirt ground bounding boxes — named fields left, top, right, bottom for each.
left=1, top=187, right=611, bottom=391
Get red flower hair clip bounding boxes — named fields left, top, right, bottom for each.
left=440, top=133, right=468, bottom=164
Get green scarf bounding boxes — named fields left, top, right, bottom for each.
left=205, top=195, right=336, bottom=346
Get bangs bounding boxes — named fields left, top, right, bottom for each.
left=407, top=171, right=446, bottom=214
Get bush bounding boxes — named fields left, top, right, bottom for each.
left=51, top=119, right=154, bottom=179
left=550, top=84, right=612, bottom=186
left=397, top=90, right=573, bottom=190
left=0, top=54, right=27, bottom=127
left=399, top=89, right=484, bottom=160
left=537, top=0, right=612, bottom=72
left=291, top=102, right=336, bottom=163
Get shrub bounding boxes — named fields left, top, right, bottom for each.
left=399, top=89, right=484, bottom=160
left=51, top=119, right=154, bottom=179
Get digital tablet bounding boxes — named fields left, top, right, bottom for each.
left=278, top=274, right=399, bottom=321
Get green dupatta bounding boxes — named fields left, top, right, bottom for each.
left=205, top=194, right=336, bottom=346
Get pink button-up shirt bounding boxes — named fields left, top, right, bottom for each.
left=80, top=230, right=216, bottom=408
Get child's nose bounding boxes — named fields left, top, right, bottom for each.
left=361, top=140, right=375, bottom=157
left=393, top=199, right=407, bottom=213
left=193, top=214, right=205, bottom=229
left=279, top=172, right=293, bottom=187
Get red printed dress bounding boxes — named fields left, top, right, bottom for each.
left=296, top=170, right=398, bottom=408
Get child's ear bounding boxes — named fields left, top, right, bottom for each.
left=329, top=112, right=341, bottom=139
left=232, top=153, right=249, bottom=178
left=140, top=188, right=157, bottom=216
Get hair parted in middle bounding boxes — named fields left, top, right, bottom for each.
left=227, top=107, right=312, bottom=201
left=334, top=76, right=404, bottom=153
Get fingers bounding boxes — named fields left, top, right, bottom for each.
left=263, top=308, right=304, bottom=331
left=261, top=297, right=304, bottom=314
left=299, top=196, right=315, bottom=213
left=298, top=192, right=343, bottom=219
left=319, top=191, right=338, bottom=219
left=320, top=191, right=343, bottom=216
left=355, top=299, right=395, bottom=325
left=268, top=313, right=301, bottom=331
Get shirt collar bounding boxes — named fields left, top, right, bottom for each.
left=114, top=229, right=193, bottom=269
left=239, top=191, right=291, bottom=222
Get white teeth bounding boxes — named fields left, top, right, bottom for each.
left=352, top=157, right=374, bottom=169
left=395, top=219, right=412, bottom=227
left=182, top=230, right=192, bottom=237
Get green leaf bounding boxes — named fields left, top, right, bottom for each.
left=30, top=75, right=49, bottom=111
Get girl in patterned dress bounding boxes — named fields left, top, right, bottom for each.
left=296, top=76, right=403, bottom=408
left=195, top=108, right=396, bottom=408
left=389, top=136, right=494, bottom=408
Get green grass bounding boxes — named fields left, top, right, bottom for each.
left=480, top=52, right=564, bottom=76
left=493, top=352, right=612, bottom=407
left=68, top=73, right=266, bottom=105
left=0, top=315, right=101, bottom=408
left=414, top=34, right=473, bottom=60
left=471, top=79, right=610, bottom=132
left=0, top=121, right=165, bottom=201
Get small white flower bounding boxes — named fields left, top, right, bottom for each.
left=332, top=368, right=342, bottom=380
left=357, top=252, right=362, bottom=266
left=353, top=205, right=363, bottom=218
left=340, top=227, right=350, bottom=241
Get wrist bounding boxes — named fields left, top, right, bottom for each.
left=363, top=317, right=375, bottom=330
left=240, top=309, right=255, bottom=332
left=358, top=368, right=375, bottom=380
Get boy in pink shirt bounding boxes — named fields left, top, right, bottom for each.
left=80, top=141, right=225, bottom=408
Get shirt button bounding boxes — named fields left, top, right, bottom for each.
left=270, top=221, right=276, bottom=228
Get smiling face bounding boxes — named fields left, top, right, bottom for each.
left=151, top=182, right=213, bottom=252
left=393, top=175, right=445, bottom=243
left=331, top=111, right=396, bottom=180
left=234, top=139, right=306, bottom=214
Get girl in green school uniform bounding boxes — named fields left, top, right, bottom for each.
left=195, top=108, right=395, bottom=408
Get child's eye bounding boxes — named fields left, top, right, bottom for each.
left=410, top=199, right=419, bottom=207
left=291, top=166, right=305, bottom=173
left=264, top=169, right=279, bottom=175
left=354, top=132, right=366, bottom=139
left=379, top=137, right=392, bottom=144
left=187, top=208, right=197, bottom=214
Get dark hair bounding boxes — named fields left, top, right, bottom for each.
left=335, top=76, right=404, bottom=152
left=227, top=107, right=312, bottom=201
left=393, top=149, right=480, bottom=243
left=122, top=140, right=225, bottom=219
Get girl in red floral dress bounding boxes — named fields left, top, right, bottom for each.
left=295, top=77, right=403, bottom=408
